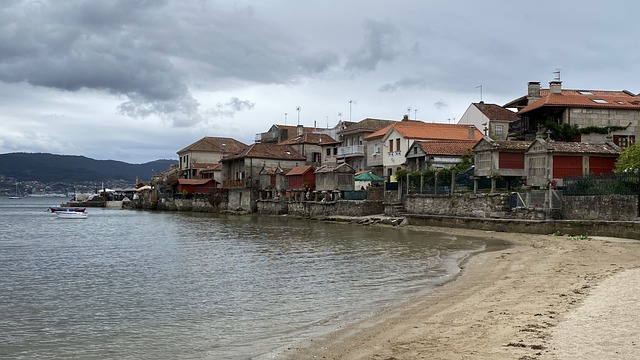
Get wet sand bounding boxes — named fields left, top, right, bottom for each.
left=276, top=226, right=640, bottom=360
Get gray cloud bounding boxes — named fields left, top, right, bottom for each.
left=346, top=19, right=401, bottom=71
left=379, top=77, right=427, bottom=92
left=434, top=100, right=448, bottom=110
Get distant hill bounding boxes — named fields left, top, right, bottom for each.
left=0, top=152, right=177, bottom=183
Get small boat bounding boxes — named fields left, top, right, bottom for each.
left=57, top=211, right=88, bottom=219
left=49, top=207, right=87, bottom=213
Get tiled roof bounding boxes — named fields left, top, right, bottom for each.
left=413, top=140, right=478, bottom=156
left=221, top=142, right=306, bottom=162
left=191, top=162, right=219, bottom=169
left=177, top=178, right=216, bottom=185
left=473, top=103, right=519, bottom=121
left=279, top=133, right=336, bottom=145
left=177, top=136, right=248, bottom=154
left=199, top=163, right=222, bottom=173
left=286, top=165, right=315, bottom=176
left=508, top=88, right=640, bottom=114
left=492, top=140, right=532, bottom=151
left=259, top=166, right=284, bottom=175
left=339, top=118, right=398, bottom=135
left=540, top=140, right=620, bottom=154
left=315, top=163, right=355, bottom=173
left=364, top=120, right=483, bottom=141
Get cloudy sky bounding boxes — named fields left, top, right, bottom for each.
left=1, top=1, right=638, bottom=163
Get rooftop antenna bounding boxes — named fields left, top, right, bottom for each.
left=284, top=112, right=287, bottom=125
left=476, top=85, right=483, bottom=101
left=326, top=115, right=329, bottom=129
left=348, top=99, right=353, bottom=120
left=296, top=107, right=301, bottom=126
left=414, top=108, right=418, bottom=120
left=338, top=112, right=342, bottom=121
left=553, top=68, right=561, bottom=81
left=407, top=107, right=411, bottom=117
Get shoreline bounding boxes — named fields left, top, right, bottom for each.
left=276, top=225, right=640, bottom=359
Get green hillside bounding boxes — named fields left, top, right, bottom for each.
left=0, top=152, right=177, bottom=183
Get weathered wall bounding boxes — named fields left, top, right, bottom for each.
left=257, top=200, right=384, bottom=218
left=404, top=193, right=510, bottom=218
left=562, top=195, right=638, bottom=221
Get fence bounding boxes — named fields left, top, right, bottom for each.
left=563, top=173, right=640, bottom=196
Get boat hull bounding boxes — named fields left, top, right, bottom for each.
left=57, top=212, right=88, bottom=219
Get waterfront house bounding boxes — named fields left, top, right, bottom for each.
left=458, top=102, right=519, bottom=140
left=259, top=165, right=287, bottom=191
left=315, top=163, right=356, bottom=192
left=405, top=140, right=477, bottom=171
left=286, top=165, right=316, bottom=190
left=472, top=137, right=532, bottom=192
left=364, top=115, right=483, bottom=181
left=506, top=81, right=640, bottom=147
left=255, top=124, right=322, bottom=144
left=176, top=178, right=218, bottom=194
left=177, top=137, right=247, bottom=179
left=220, top=142, right=306, bottom=212
left=279, top=130, right=335, bottom=167
left=333, top=118, right=398, bottom=173
left=525, top=136, right=620, bottom=188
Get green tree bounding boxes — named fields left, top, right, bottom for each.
left=615, top=144, right=640, bottom=173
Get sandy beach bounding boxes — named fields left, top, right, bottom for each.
left=277, top=225, right=640, bottom=360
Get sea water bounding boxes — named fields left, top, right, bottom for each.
left=0, top=197, right=493, bottom=359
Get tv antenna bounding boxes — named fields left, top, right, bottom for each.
left=553, top=68, right=561, bottom=81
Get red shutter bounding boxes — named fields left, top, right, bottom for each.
left=498, top=152, right=524, bottom=169
left=553, top=156, right=582, bottom=178
left=589, top=157, right=616, bottom=175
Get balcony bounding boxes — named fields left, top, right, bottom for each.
left=337, top=145, right=365, bottom=158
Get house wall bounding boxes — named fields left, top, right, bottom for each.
left=365, top=138, right=384, bottom=169
left=458, top=104, right=486, bottom=132
left=382, top=129, right=407, bottom=179
left=227, top=188, right=252, bottom=210
left=566, top=108, right=640, bottom=141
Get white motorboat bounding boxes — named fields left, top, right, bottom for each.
left=57, top=211, right=88, bottom=219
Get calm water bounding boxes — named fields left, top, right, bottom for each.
left=0, top=197, right=495, bottom=359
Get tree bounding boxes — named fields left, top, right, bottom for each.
left=615, top=144, right=640, bottom=173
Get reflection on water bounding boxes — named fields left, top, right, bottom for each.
left=0, top=197, right=494, bottom=359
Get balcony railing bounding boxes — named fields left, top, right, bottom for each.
left=337, top=145, right=365, bottom=158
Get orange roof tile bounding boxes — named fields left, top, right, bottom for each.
left=365, top=120, right=483, bottom=141
left=473, top=103, right=519, bottom=121
left=279, top=133, right=336, bottom=145
left=177, top=136, right=248, bottom=154
left=177, top=178, right=217, bottom=185
left=286, top=165, right=315, bottom=176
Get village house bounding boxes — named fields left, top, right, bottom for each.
left=315, top=163, right=356, bottom=194
left=177, top=136, right=247, bottom=179
left=364, top=116, right=483, bottom=181
left=472, top=137, right=532, bottom=192
left=458, top=101, right=520, bottom=140
left=525, top=136, right=620, bottom=188
left=506, top=81, right=640, bottom=148
left=286, top=165, right=316, bottom=190
left=255, top=124, right=322, bottom=144
left=220, top=142, right=306, bottom=212
left=332, top=118, right=397, bottom=172
left=279, top=129, right=335, bottom=166
left=405, top=140, right=477, bottom=172
left=175, top=178, right=218, bottom=195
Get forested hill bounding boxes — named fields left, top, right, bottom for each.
left=0, top=152, right=177, bottom=183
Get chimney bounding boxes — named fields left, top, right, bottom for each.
left=468, top=125, right=476, bottom=139
left=478, top=101, right=485, bottom=110
left=549, top=80, right=562, bottom=94
left=296, top=124, right=303, bottom=136
left=402, top=114, right=409, bottom=121
left=527, top=81, right=541, bottom=104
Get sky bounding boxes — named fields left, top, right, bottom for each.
left=1, top=0, right=639, bottom=164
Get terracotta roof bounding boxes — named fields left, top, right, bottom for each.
left=339, top=118, right=398, bottom=135
left=177, top=178, right=217, bottom=185
left=539, top=140, right=621, bottom=155
left=221, top=142, right=306, bottom=162
left=315, top=163, right=355, bottom=173
left=364, top=120, right=483, bottom=141
left=413, top=140, right=477, bottom=156
left=279, top=133, right=336, bottom=145
left=199, top=163, right=222, bottom=173
left=473, top=103, right=519, bottom=121
left=191, top=162, right=219, bottom=169
left=286, top=165, right=315, bottom=176
left=177, top=136, right=248, bottom=154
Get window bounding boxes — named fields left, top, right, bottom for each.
left=326, top=148, right=331, bottom=156
left=396, top=138, right=400, bottom=152
left=495, top=125, right=503, bottom=137
left=413, top=147, right=418, bottom=154
left=389, top=139, right=394, bottom=152
left=333, top=147, right=337, bottom=155
left=592, top=99, right=608, bottom=104
left=578, top=90, right=593, bottom=95
left=613, top=135, right=636, bottom=149
left=373, top=144, right=380, bottom=154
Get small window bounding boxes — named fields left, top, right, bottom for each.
left=413, top=147, right=418, bottom=154
left=578, top=90, right=593, bottom=95
left=495, top=125, right=503, bottom=136
left=592, top=99, right=608, bottom=104
left=389, top=139, right=394, bottom=152
left=333, top=148, right=337, bottom=155
left=396, top=138, right=400, bottom=152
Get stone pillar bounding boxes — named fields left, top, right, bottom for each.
left=490, top=177, right=496, bottom=194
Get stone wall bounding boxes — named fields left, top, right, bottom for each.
left=562, top=195, right=638, bottom=221
left=404, top=193, right=511, bottom=218
left=257, top=199, right=384, bottom=218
